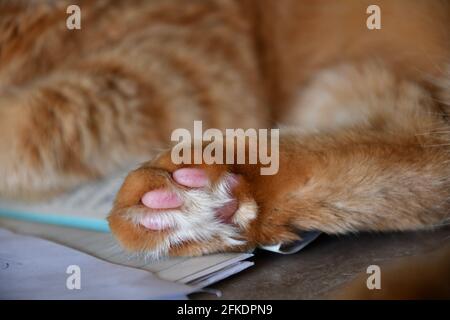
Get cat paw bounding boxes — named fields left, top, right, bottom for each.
left=108, top=155, right=258, bottom=258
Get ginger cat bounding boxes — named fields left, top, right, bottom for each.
left=1, top=0, right=449, bottom=280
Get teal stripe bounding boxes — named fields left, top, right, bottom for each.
left=0, top=208, right=111, bottom=233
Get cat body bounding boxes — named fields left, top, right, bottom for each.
left=1, top=0, right=449, bottom=267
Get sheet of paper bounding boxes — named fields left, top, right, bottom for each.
left=188, top=261, right=255, bottom=289
left=0, top=218, right=253, bottom=285
left=0, top=228, right=195, bottom=299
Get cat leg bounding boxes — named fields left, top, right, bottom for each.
left=266, top=63, right=450, bottom=234
left=109, top=122, right=450, bottom=258
left=109, top=63, right=450, bottom=257
left=0, top=63, right=165, bottom=199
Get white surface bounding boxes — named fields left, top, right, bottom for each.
left=0, top=228, right=194, bottom=299
left=0, top=218, right=254, bottom=289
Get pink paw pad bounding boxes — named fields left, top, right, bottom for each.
left=172, top=168, right=209, bottom=188
left=141, top=189, right=183, bottom=209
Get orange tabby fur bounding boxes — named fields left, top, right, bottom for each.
left=1, top=0, right=450, bottom=298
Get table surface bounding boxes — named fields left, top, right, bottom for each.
left=190, top=227, right=450, bottom=299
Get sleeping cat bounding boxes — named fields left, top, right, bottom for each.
left=1, top=0, right=449, bottom=264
